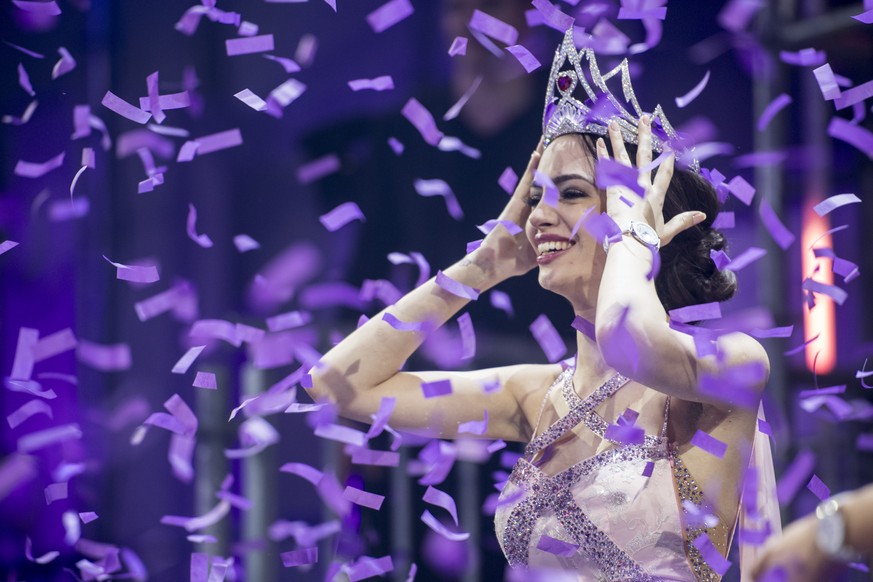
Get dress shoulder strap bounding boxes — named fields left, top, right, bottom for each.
left=527, top=366, right=569, bottom=441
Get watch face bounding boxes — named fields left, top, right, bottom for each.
left=631, top=222, right=659, bottom=247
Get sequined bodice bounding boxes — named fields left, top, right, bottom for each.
left=494, top=367, right=724, bottom=581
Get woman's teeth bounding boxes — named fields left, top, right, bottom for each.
left=537, top=241, right=573, bottom=255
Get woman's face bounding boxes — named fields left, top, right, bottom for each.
left=524, top=134, right=606, bottom=305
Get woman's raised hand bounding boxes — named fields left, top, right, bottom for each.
left=473, top=137, right=544, bottom=281
left=597, top=116, right=704, bottom=247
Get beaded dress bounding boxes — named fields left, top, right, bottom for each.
left=494, top=365, right=780, bottom=581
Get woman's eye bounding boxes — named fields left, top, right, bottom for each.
left=524, top=195, right=542, bottom=208
left=562, top=189, right=588, bottom=200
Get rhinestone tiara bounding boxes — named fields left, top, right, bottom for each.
left=543, top=28, right=699, bottom=173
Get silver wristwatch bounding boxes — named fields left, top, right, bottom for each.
left=815, top=493, right=864, bottom=563
left=602, top=220, right=661, bottom=254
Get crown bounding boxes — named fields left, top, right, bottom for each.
left=543, top=28, right=699, bottom=173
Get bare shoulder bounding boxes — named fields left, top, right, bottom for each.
left=502, top=363, right=565, bottom=441
left=714, top=331, right=771, bottom=381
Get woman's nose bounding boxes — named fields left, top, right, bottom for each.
left=528, top=198, right=557, bottom=228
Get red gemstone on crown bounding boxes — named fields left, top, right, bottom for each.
left=557, top=74, right=572, bottom=92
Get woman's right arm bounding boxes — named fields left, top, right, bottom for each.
left=307, top=142, right=550, bottom=443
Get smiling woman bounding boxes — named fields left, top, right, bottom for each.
left=305, top=27, right=780, bottom=581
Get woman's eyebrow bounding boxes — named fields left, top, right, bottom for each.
left=553, top=173, right=596, bottom=186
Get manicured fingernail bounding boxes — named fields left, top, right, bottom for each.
left=643, top=114, right=651, bottom=126
left=608, top=119, right=618, bottom=130
left=694, top=211, right=706, bottom=223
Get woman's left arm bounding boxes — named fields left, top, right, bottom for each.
left=593, top=117, right=769, bottom=405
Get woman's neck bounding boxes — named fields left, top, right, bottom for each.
left=572, top=312, right=616, bottom=397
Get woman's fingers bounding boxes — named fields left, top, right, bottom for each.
left=661, top=211, right=705, bottom=246
left=636, top=115, right=652, bottom=176
left=608, top=119, right=632, bottom=167
left=652, top=151, right=675, bottom=196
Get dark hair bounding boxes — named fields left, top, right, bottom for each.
left=574, top=133, right=738, bottom=311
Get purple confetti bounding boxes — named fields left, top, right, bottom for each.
left=343, top=485, right=384, bottom=510
left=533, top=170, right=559, bottom=206
left=757, top=93, right=792, bottom=131
left=281, top=547, right=317, bottom=567
left=102, top=91, right=151, bottom=124
left=226, top=34, right=274, bottom=56
left=834, top=79, right=873, bottom=111
left=414, top=179, right=464, bottom=220
left=14, top=151, right=65, bottom=178
left=347, top=556, right=394, bottom=582
left=44, top=482, right=68, bottom=504
left=571, top=315, right=596, bottom=341
left=675, top=70, right=711, bottom=108
left=458, top=410, right=488, bottom=435
left=279, top=462, right=324, bottom=486
left=691, top=429, right=728, bottom=458
left=402, top=98, right=444, bottom=146
left=387, top=136, right=404, bottom=155
left=423, top=485, right=459, bottom=525
left=435, top=270, right=480, bottom=300
left=801, top=277, right=848, bottom=306
left=717, top=0, right=763, bottom=32
left=0, top=240, right=20, bottom=256
left=669, top=302, right=722, bottom=323
left=422, top=379, right=452, bottom=399
left=758, top=198, right=796, bottom=250
left=814, top=193, right=861, bottom=216
left=351, top=448, right=400, bottom=467
left=828, top=117, right=873, bottom=158
left=7, top=400, right=53, bottom=429
left=52, top=46, right=76, bottom=79
left=103, top=256, right=160, bottom=284
left=448, top=36, right=467, bottom=56
left=490, top=290, right=514, bottom=318
left=813, top=63, right=842, bottom=101
left=17, top=63, right=35, bottom=97
left=536, top=534, right=579, bottom=557
left=18, top=423, right=83, bottom=453
left=856, top=433, right=873, bottom=451
left=420, top=510, right=470, bottom=541
left=604, top=421, right=644, bottom=445
left=13, top=0, right=61, bottom=15
left=382, top=312, right=432, bottom=332
left=366, top=0, right=414, bottom=33
left=348, top=76, right=394, bottom=92
left=457, top=312, right=476, bottom=360
left=172, top=345, right=206, bottom=374
left=468, top=9, right=519, bottom=45
left=530, top=0, right=575, bottom=31
left=749, top=325, right=794, bottom=338
left=193, top=371, right=217, bottom=390
left=77, top=340, right=132, bottom=371
left=529, top=314, right=567, bottom=363
left=779, top=48, right=825, bottom=67
left=506, top=44, right=541, bottom=73
left=726, top=175, right=756, bottom=205
left=498, top=166, right=519, bottom=195
left=233, top=234, right=260, bottom=252
left=853, top=8, right=873, bottom=23
left=692, top=533, right=731, bottom=576
left=710, top=249, right=731, bottom=270
left=642, top=461, right=655, bottom=477
left=186, top=203, right=213, bottom=248
left=319, top=202, right=365, bottom=232
left=0, top=455, right=38, bottom=501
left=32, top=328, right=77, bottom=362
left=596, top=158, right=646, bottom=196
left=444, top=75, right=482, bottom=121
left=725, top=246, right=766, bottom=271
left=314, top=423, right=366, bottom=447
left=297, top=154, right=340, bottom=184
left=776, top=449, right=816, bottom=505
